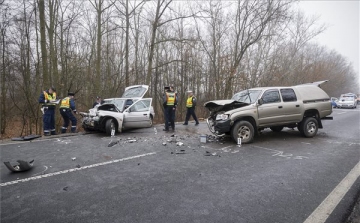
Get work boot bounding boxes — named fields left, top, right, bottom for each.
left=71, top=126, right=76, bottom=133
left=44, top=132, right=51, bottom=136
left=195, top=123, right=199, bottom=126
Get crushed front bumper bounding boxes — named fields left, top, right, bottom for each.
left=206, top=117, right=231, bottom=136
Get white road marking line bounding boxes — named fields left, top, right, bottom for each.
left=303, top=161, right=360, bottom=223
left=337, top=112, right=346, bottom=115
left=0, top=152, right=156, bottom=187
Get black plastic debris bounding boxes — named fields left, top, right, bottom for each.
left=175, top=149, right=186, bottom=154
left=63, top=186, right=69, bottom=191
left=4, top=160, right=34, bottom=172
left=204, top=151, right=218, bottom=156
left=76, top=164, right=81, bottom=168
left=11, top=135, right=41, bottom=141
left=108, top=140, right=120, bottom=147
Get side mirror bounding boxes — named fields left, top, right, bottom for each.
left=257, top=99, right=263, bottom=105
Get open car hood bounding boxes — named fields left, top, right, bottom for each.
left=204, top=100, right=250, bottom=112
left=121, top=85, right=149, bottom=98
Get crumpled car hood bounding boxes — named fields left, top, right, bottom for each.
left=98, top=103, right=120, bottom=112
left=204, top=100, right=250, bottom=112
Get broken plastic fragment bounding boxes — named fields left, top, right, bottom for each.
left=4, top=160, right=34, bottom=172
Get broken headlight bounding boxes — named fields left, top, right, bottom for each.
left=215, top=114, right=229, bottom=121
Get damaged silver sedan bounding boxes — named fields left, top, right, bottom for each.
left=80, top=85, right=155, bottom=136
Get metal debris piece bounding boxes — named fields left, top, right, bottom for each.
left=4, top=160, right=34, bottom=172
left=108, top=140, right=120, bottom=147
left=176, top=142, right=184, bottom=146
left=162, top=142, right=167, bottom=146
left=128, top=139, right=137, bottom=143
left=71, top=157, right=76, bottom=161
left=204, top=151, right=218, bottom=157
left=175, top=149, right=186, bottom=154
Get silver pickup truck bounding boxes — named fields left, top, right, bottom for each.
left=204, top=81, right=333, bottom=144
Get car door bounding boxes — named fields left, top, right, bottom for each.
left=279, top=88, right=303, bottom=122
left=123, top=98, right=152, bottom=129
left=257, top=89, right=284, bottom=125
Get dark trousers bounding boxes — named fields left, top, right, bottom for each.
left=60, top=108, right=77, bottom=133
left=184, top=107, right=199, bottom=124
left=43, top=107, right=56, bottom=135
left=164, top=106, right=175, bottom=130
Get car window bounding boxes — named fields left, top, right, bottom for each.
left=232, top=90, right=262, bottom=103
left=129, top=99, right=150, bottom=112
left=280, top=89, right=297, bottom=102
left=122, top=86, right=147, bottom=98
left=262, top=90, right=281, bottom=104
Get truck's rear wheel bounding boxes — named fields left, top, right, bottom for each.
left=299, top=117, right=318, bottom=138
left=105, top=119, right=117, bottom=136
left=231, top=120, right=255, bottom=144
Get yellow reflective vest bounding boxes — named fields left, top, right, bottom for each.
left=44, top=91, right=57, bottom=106
left=186, top=96, right=194, bottom=108
left=166, top=92, right=176, bottom=106
left=60, top=97, right=70, bottom=108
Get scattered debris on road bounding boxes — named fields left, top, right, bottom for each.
left=4, top=159, right=34, bottom=172
left=71, top=157, right=76, bottom=161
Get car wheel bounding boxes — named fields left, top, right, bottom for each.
left=149, top=115, right=153, bottom=127
left=105, top=119, right=116, bottom=136
left=270, top=126, right=283, bottom=132
left=231, top=120, right=255, bottom=144
left=299, top=117, right=318, bottom=138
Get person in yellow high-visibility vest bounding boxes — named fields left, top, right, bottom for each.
left=183, top=90, right=199, bottom=126
left=59, top=92, right=77, bottom=133
left=38, top=86, right=57, bottom=136
left=163, top=86, right=178, bottom=131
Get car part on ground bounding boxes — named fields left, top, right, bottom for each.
left=4, top=160, right=34, bottom=172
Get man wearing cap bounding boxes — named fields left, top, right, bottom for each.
left=39, top=87, right=57, bottom=136
left=163, top=86, right=178, bottom=131
left=93, top=96, right=104, bottom=108
left=59, top=92, right=77, bottom=133
left=183, top=90, right=199, bottom=126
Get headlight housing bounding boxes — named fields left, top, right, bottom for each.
left=215, top=113, right=229, bottom=121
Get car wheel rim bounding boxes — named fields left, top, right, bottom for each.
left=306, top=121, right=316, bottom=134
left=237, top=126, right=250, bottom=140
left=110, top=120, right=115, bottom=131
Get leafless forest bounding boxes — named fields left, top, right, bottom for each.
left=0, top=0, right=358, bottom=138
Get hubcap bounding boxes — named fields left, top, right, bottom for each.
left=306, top=121, right=316, bottom=134
left=237, top=126, right=250, bottom=140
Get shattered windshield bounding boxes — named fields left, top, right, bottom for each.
left=231, top=90, right=262, bottom=104
left=103, top=99, right=125, bottom=110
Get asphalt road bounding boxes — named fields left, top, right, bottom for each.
left=1, top=107, right=359, bottom=223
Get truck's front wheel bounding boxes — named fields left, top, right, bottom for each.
left=231, top=120, right=255, bottom=144
left=299, top=117, right=318, bottom=138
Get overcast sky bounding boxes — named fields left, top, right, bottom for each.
left=297, top=0, right=359, bottom=81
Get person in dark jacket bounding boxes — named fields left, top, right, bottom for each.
left=39, top=87, right=57, bottom=136
left=183, top=90, right=199, bottom=126
left=163, top=86, right=178, bottom=131
left=59, top=92, right=77, bottom=133
left=93, top=96, right=104, bottom=108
